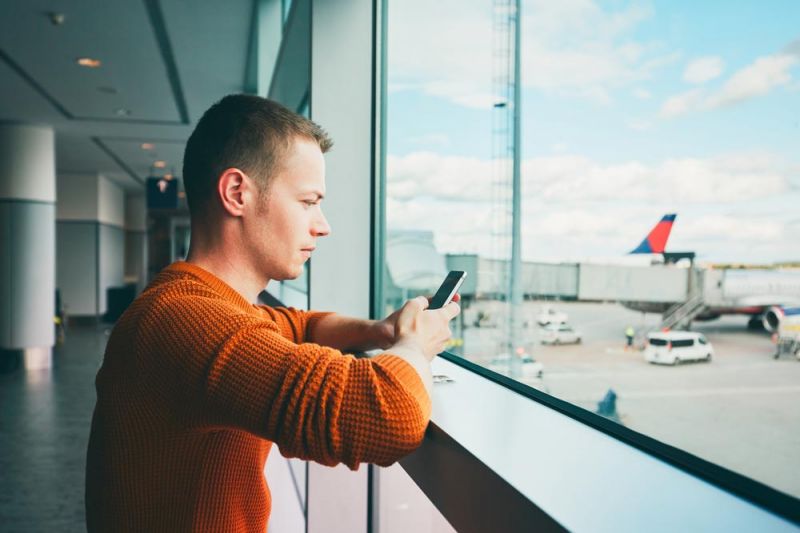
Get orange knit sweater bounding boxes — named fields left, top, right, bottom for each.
left=85, top=262, right=431, bottom=532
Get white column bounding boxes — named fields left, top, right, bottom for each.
left=307, top=0, right=379, bottom=532
left=56, top=173, right=125, bottom=317
left=0, top=124, right=56, bottom=364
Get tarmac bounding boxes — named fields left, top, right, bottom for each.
left=459, top=300, right=800, bottom=499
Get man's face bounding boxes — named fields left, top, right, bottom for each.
left=246, top=137, right=330, bottom=281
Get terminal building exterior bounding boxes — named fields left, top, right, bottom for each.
left=1, top=1, right=798, bottom=531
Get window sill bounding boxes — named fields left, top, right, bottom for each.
left=399, top=355, right=798, bottom=532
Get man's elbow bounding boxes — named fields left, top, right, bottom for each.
left=371, top=402, right=431, bottom=467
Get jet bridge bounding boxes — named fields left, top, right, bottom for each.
left=444, top=254, right=690, bottom=304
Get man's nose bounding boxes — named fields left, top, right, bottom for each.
left=313, top=209, right=331, bottom=237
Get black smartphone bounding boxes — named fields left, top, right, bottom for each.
left=428, top=271, right=467, bottom=309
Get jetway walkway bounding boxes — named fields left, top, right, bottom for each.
left=446, top=254, right=691, bottom=305
left=386, top=236, right=800, bottom=331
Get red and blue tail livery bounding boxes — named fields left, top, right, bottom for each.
left=630, top=214, right=676, bottom=254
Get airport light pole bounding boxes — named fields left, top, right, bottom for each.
left=508, top=0, right=523, bottom=377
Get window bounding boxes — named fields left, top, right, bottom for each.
left=382, top=0, right=800, bottom=499
left=671, top=339, right=694, bottom=348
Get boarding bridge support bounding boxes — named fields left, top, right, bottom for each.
left=661, top=267, right=706, bottom=330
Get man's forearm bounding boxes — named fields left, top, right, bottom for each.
left=309, top=314, right=433, bottom=397
left=309, top=314, right=392, bottom=352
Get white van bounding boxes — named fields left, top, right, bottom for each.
left=644, top=331, right=713, bottom=365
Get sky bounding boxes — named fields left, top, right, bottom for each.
left=384, top=0, right=800, bottom=264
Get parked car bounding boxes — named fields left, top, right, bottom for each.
left=644, top=331, right=713, bottom=365
left=540, top=323, right=582, bottom=345
left=536, top=306, right=568, bottom=327
left=488, top=351, right=543, bottom=378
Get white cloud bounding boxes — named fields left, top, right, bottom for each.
left=389, top=0, right=672, bottom=108
left=678, top=214, right=784, bottom=242
left=659, top=88, right=704, bottom=118
left=683, top=56, right=725, bottom=84
left=632, top=88, right=652, bottom=100
left=387, top=152, right=494, bottom=202
left=661, top=48, right=798, bottom=118
left=706, top=53, right=797, bottom=108
left=388, top=150, right=791, bottom=206
left=421, top=81, right=497, bottom=110
left=385, top=150, right=795, bottom=261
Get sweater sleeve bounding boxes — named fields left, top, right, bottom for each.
left=255, top=305, right=333, bottom=344
left=145, top=296, right=431, bottom=469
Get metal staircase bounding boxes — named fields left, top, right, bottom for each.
left=661, top=293, right=706, bottom=330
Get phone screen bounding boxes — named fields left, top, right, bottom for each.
left=428, top=271, right=466, bottom=309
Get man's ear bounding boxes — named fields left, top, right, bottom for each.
left=217, top=168, right=249, bottom=217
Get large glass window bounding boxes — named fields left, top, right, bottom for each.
left=382, top=0, right=800, bottom=498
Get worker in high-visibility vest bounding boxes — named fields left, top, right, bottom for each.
left=625, top=326, right=635, bottom=350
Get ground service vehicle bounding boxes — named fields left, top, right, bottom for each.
left=644, top=331, right=713, bottom=365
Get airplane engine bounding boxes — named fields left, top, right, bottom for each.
left=763, top=306, right=800, bottom=333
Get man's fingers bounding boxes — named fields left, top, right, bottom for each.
left=442, top=302, right=460, bottom=320
left=416, top=295, right=430, bottom=310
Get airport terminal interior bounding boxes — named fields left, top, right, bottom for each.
left=1, top=0, right=799, bottom=531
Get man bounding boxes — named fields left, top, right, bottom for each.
left=85, top=94, right=460, bottom=532
left=625, top=325, right=635, bottom=350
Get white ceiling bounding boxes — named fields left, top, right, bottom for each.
left=0, top=0, right=256, bottom=191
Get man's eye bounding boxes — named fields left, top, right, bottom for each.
left=303, top=200, right=317, bottom=207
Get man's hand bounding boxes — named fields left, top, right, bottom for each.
left=389, top=296, right=461, bottom=361
left=373, top=293, right=461, bottom=350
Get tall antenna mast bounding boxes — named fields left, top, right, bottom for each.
left=492, top=0, right=523, bottom=375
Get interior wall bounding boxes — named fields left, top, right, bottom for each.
left=98, top=224, right=125, bottom=314
left=56, top=222, right=98, bottom=316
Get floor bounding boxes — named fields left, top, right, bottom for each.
left=0, top=324, right=108, bottom=532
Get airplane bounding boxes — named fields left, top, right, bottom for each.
left=622, top=214, right=800, bottom=328
left=578, top=214, right=686, bottom=267
left=630, top=213, right=676, bottom=255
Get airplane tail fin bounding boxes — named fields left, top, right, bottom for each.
left=630, top=214, right=676, bottom=254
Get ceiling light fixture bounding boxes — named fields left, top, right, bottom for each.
left=141, top=143, right=155, bottom=150
left=76, top=57, right=101, bottom=68
left=48, top=12, right=66, bottom=26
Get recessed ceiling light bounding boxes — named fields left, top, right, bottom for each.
left=114, top=108, right=130, bottom=116
left=141, top=143, right=155, bottom=150
left=153, top=160, right=167, bottom=168
left=48, top=12, right=65, bottom=26
left=77, top=57, right=101, bottom=68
